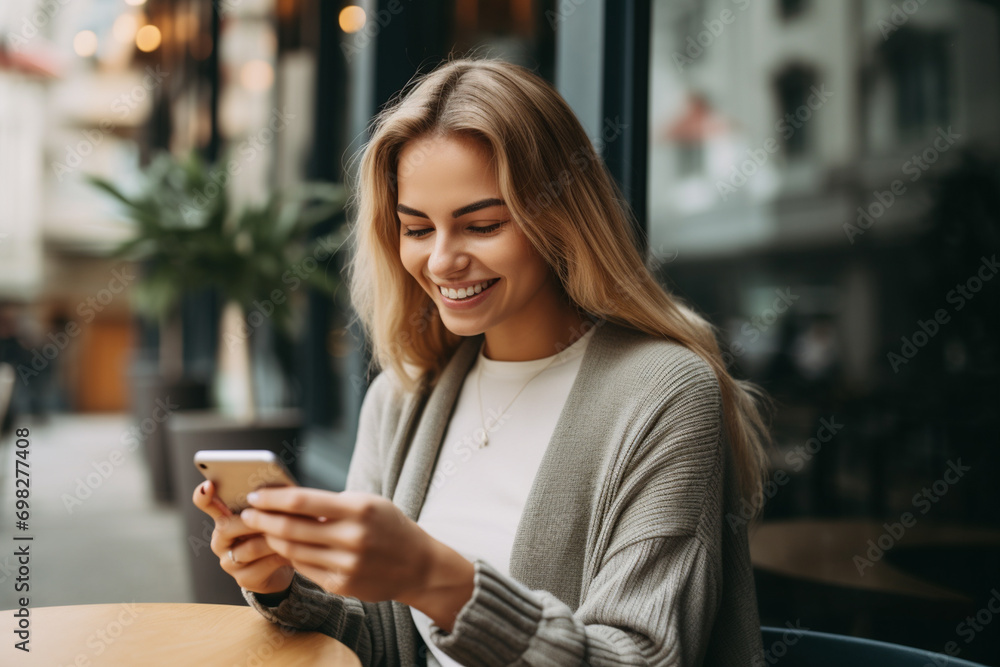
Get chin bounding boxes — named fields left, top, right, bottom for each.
left=439, top=319, right=487, bottom=338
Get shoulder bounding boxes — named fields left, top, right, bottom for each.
left=598, top=322, right=722, bottom=414
left=359, top=366, right=408, bottom=422
left=593, top=325, right=727, bottom=536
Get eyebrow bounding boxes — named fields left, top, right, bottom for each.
left=396, top=198, right=506, bottom=219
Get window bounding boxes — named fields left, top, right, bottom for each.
left=880, top=27, right=950, bottom=140
left=779, top=0, right=808, bottom=21
left=774, top=63, right=818, bottom=158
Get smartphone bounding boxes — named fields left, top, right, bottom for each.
left=194, top=450, right=298, bottom=513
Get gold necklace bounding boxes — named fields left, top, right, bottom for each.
left=474, top=347, right=561, bottom=448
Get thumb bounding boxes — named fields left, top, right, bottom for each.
left=193, top=480, right=233, bottom=519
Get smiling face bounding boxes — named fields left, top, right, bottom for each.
left=396, top=133, right=577, bottom=360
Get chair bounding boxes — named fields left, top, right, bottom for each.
left=760, top=625, right=989, bottom=666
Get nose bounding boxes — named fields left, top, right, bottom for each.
left=426, top=229, right=470, bottom=277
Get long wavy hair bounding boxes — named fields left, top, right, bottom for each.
left=343, top=56, right=771, bottom=509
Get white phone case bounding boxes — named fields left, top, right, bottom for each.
left=194, top=450, right=298, bottom=512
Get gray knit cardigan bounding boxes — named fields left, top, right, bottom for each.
left=242, top=319, right=765, bottom=666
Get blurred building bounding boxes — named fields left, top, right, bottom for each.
left=648, top=2, right=1000, bottom=656
left=650, top=0, right=1000, bottom=517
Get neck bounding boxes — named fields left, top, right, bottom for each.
left=481, top=308, right=592, bottom=361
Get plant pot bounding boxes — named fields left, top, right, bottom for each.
left=128, top=365, right=211, bottom=504
left=166, top=408, right=303, bottom=605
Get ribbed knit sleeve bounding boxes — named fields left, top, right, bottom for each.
left=425, top=352, right=729, bottom=666
left=241, top=370, right=396, bottom=666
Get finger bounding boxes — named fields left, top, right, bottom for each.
left=229, top=534, right=283, bottom=565
left=240, top=508, right=333, bottom=546
left=211, top=495, right=234, bottom=518
left=193, top=481, right=228, bottom=520
left=194, top=480, right=237, bottom=520
left=220, top=547, right=287, bottom=577
left=233, top=552, right=290, bottom=578
left=246, top=487, right=364, bottom=520
left=210, top=517, right=270, bottom=556
left=263, top=534, right=355, bottom=572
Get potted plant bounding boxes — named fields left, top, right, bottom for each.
left=89, top=150, right=349, bottom=603
left=86, top=151, right=225, bottom=504
left=89, top=151, right=348, bottom=409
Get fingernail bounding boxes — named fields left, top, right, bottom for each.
left=247, top=491, right=259, bottom=504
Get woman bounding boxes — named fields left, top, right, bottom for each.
left=194, top=56, right=771, bottom=666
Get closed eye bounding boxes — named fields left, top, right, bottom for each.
left=401, top=221, right=507, bottom=238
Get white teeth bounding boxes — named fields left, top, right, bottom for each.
left=441, top=279, right=496, bottom=300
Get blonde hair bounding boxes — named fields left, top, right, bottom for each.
left=344, top=56, right=772, bottom=509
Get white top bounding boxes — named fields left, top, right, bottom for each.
left=409, top=325, right=596, bottom=666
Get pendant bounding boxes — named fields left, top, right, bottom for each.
left=475, top=430, right=489, bottom=448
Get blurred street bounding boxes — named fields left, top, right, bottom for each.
left=0, top=414, right=190, bottom=610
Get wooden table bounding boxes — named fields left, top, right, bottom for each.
left=0, top=603, right=361, bottom=666
left=750, top=519, right=1000, bottom=600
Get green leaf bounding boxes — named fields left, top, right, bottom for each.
left=86, top=148, right=348, bottom=329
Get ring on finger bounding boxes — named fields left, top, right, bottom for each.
left=228, top=548, right=241, bottom=565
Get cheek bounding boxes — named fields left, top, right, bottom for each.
left=398, top=245, right=421, bottom=278
left=493, top=231, right=536, bottom=270
left=498, top=237, right=548, bottom=283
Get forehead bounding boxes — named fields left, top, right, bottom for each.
left=396, top=134, right=498, bottom=201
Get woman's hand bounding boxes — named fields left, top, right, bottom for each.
left=240, top=488, right=475, bottom=631
left=192, top=480, right=295, bottom=595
